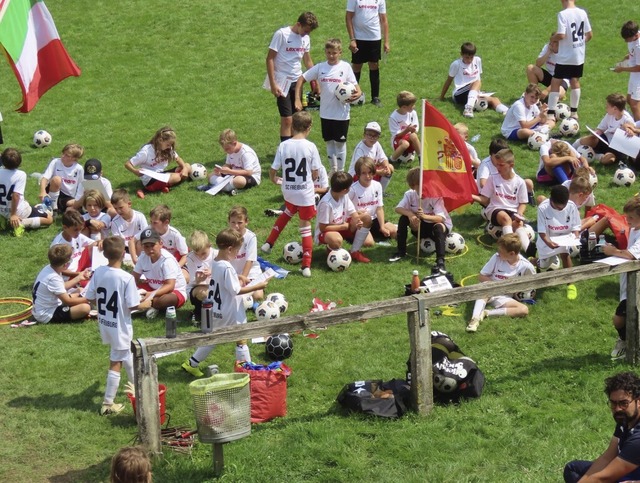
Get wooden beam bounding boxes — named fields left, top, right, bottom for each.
left=408, top=297, right=433, bottom=415
left=627, top=271, right=640, bottom=364
left=134, top=350, right=161, bottom=454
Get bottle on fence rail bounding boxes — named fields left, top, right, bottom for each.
left=165, top=306, right=177, bottom=339
left=201, top=298, right=213, bottom=333
left=411, top=270, right=420, bottom=293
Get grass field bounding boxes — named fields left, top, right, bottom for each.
left=1, top=0, right=640, bottom=481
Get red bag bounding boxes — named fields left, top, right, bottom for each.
left=586, top=204, right=630, bottom=249
left=234, top=362, right=292, bottom=423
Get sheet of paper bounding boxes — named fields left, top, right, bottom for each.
left=478, top=92, right=495, bottom=98
left=91, top=246, right=109, bottom=270
left=246, top=268, right=277, bottom=288
left=139, top=168, right=171, bottom=183
left=262, top=73, right=291, bottom=95
left=549, top=234, right=581, bottom=247
left=586, top=126, right=609, bottom=146
left=82, top=179, right=110, bottom=200
left=594, top=256, right=631, bottom=266
left=205, top=175, right=233, bottom=195
left=610, top=128, right=640, bottom=158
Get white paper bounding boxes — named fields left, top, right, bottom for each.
left=594, top=256, right=631, bottom=266
left=610, top=129, right=640, bottom=158
left=246, top=268, right=277, bottom=288
left=423, top=275, right=453, bottom=293
left=139, top=168, right=171, bottom=183
left=586, top=126, right=609, bottom=146
left=82, top=179, right=110, bottom=200
left=205, top=176, right=233, bottom=195
left=262, top=73, right=291, bottom=95
left=478, top=91, right=495, bottom=98
left=251, top=337, right=267, bottom=344
left=91, top=246, right=109, bottom=270
left=549, top=234, right=581, bottom=247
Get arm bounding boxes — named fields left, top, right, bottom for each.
left=128, top=238, right=140, bottom=264
left=124, top=160, right=142, bottom=177
left=375, top=207, right=390, bottom=237
left=269, top=167, right=281, bottom=185
left=478, top=274, right=492, bottom=283
left=535, top=44, right=551, bottom=68
left=62, top=270, right=92, bottom=291
left=538, top=232, right=559, bottom=249
left=319, top=220, right=350, bottom=233
left=238, top=279, right=268, bottom=295
left=380, top=13, right=389, bottom=53
left=578, top=437, right=628, bottom=482
left=39, top=176, right=49, bottom=200
left=439, top=76, right=454, bottom=100
left=58, top=292, right=90, bottom=307
left=346, top=11, right=357, bottom=53
left=9, top=192, right=20, bottom=228
left=294, top=75, right=307, bottom=112
left=266, top=49, right=283, bottom=98
left=153, top=278, right=176, bottom=298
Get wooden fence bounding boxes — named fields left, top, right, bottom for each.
left=132, top=261, right=640, bottom=453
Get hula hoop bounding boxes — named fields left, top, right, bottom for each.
left=459, top=274, right=478, bottom=287
left=405, top=240, right=470, bottom=261
left=0, top=297, right=33, bottom=325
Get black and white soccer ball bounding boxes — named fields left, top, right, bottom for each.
left=190, top=163, right=208, bottom=181
left=241, top=294, right=254, bottom=311
left=445, top=232, right=465, bottom=254
left=267, top=292, right=288, bottom=314
left=397, top=150, right=415, bottom=164
left=614, top=167, right=636, bottom=187
left=255, top=300, right=280, bottom=320
left=327, top=248, right=352, bottom=272
left=555, top=103, right=571, bottom=120
left=433, top=373, right=457, bottom=393
left=513, top=289, right=536, bottom=302
left=33, top=130, right=52, bottom=148
left=588, top=171, right=598, bottom=188
left=559, top=118, right=580, bottom=137
left=474, top=97, right=489, bottom=111
left=486, top=222, right=503, bottom=240
left=265, top=333, right=293, bottom=361
left=576, top=144, right=596, bottom=163
left=523, top=224, right=536, bottom=243
left=420, top=237, right=436, bottom=254
left=538, top=255, right=561, bottom=271
left=528, top=131, right=549, bottom=151
left=334, top=82, right=356, bottom=103
left=282, top=241, right=303, bottom=264
left=350, top=92, right=365, bottom=106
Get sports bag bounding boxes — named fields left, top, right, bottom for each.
left=235, top=361, right=291, bottom=423
left=336, top=379, right=411, bottom=419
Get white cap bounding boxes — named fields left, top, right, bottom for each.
left=365, top=121, right=382, bottom=134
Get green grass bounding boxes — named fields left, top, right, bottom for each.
left=1, top=0, right=639, bottom=481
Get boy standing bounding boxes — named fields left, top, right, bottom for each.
left=466, top=234, right=535, bottom=333
left=546, top=0, right=592, bottom=121
left=439, top=42, right=508, bottom=118
left=348, top=121, right=393, bottom=192
left=614, top=21, right=640, bottom=121
left=266, top=12, right=318, bottom=141
left=501, top=84, right=554, bottom=141
left=84, top=236, right=144, bottom=415
left=345, top=0, right=389, bottom=107
left=388, top=91, right=421, bottom=163
left=262, top=111, right=321, bottom=278
left=39, top=143, right=84, bottom=212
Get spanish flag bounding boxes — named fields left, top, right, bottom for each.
left=420, top=100, right=477, bottom=212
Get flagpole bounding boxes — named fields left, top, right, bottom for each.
left=416, top=99, right=426, bottom=263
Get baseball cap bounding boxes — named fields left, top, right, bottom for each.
left=365, top=121, right=382, bottom=134
left=84, top=158, right=102, bottom=180
left=140, top=228, right=161, bottom=244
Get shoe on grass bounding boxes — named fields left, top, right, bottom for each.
left=181, top=361, right=204, bottom=377
left=301, top=267, right=311, bottom=278
left=388, top=252, right=405, bottom=263
left=100, top=403, right=124, bottom=416
left=567, top=284, right=577, bottom=300
left=611, top=338, right=627, bottom=360
left=264, top=208, right=283, bottom=217
left=196, top=184, right=212, bottom=192
left=260, top=242, right=272, bottom=254
left=145, top=307, right=159, bottom=320
left=466, top=318, right=480, bottom=333
left=350, top=251, right=370, bottom=263
left=371, top=97, right=382, bottom=107
left=463, top=107, right=474, bottom=118
left=13, top=224, right=25, bottom=238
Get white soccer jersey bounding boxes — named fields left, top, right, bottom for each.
left=348, top=140, right=388, bottom=175
left=314, top=163, right=329, bottom=191
left=476, top=156, right=497, bottom=189
left=538, top=43, right=558, bottom=75
left=480, top=253, right=536, bottom=282
left=134, top=248, right=187, bottom=298
left=129, top=144, right=180, bottom=186
left=0, top=168, right=31, bottom=219
left=480, top=173, right=528, bottom=217
left=465, top=142, right=479, bottom=164
left=396, top=190, right=453, bottom=231
left=207, top=258, right=245, bottom=329
left=537, top=140, right=581, bottom=173
left=135, top=225, right=188, bottom=259
left=556, top=6, right=591, bottom=65
left=346, top=0, right=386, bottom=41
left=448, top=56, right=482, bottom=95
left=83, top=212, right=112, bottom=240
left=272, top=138, right=322, bottom=206
left=85, top=266, right=140, bottom=350
left=303, top=60, right=358, bottom=121
left=42, top=158, right=83, bottom=197
left=32, top=265, right=65, bottom=323
left=597, top=111, right=635, bottom=139
left=74, top=177, right=113, bottom=201
left=315, top=192, right=357, bottom=242
left=231, top=229, right=261, bottom=280
left=349, top=179, right=383, bottom=219
left=628, top=37, right=640, bottom=83
left=536, top=199, right=581, bottom=259
left=226, top=144, right=261, bottom=184
left=268, top=26, right=311, bottom=81
left=561, top=179, right=595, bottom=209
left=110, top=210, right=148, bottom=243
left=501, top=97, right=540, bottom=137
left=184, top=248, right=217, bottom=292
left=50, top=232, right=93, bottom=274
left=388, top=109, right=419, bottom=147
left=621, top=228, right=640, bottom=301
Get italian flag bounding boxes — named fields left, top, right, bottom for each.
left=0, top=0, right=81, bottom=112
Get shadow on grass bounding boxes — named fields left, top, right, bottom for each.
left=495, top=352, right=610, bottom=383
left=48, top=456, right=111, bottom=483
left=8, top=381, right=103, bottom=412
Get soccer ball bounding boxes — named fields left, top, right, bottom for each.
left=433, top=373, right=457, bottom=393
left=445, top=232, right=465, bottom=254
left=528, top=131, right=549, bottom=151
left=265, top=333, right=293, bottom=361
left=267, top=292, right=288, bottom=314
left=255, top=300, right=280, bottom=320
left=576, top=144, right=596, bottom=163
left=282, top=241, right=303, bottom=264
left=33, top=130, right=52, bottom=148
left=190, top=163, right=208, bottom=180
left=513, top=289, right=537, bottom=302
left=397, top=150, right=415, bottom=164
left=568, top=244, right=581, bottom=258
left=420, top=237, right=436, bottom=254
left=538, top=255, right=561, bottom=271
left=334, top=82, right=357, bottom=103
left=559, top=118, right=580, bottom=137
left=486, top=222, right=503, bottom=240
left=613, top=167, right=636, bottom=187
left=350, top=92, right=365, bottom=106
left=588, top=172, right=598, bottom=188
left=241, top=294, right=254, bottom=311
left=474, top=97, right=489, bottom=111
left=555, top=103, right=571, bottom=120
left=327, top=248, right=352, bottom=272
left=523, top=224, right=536, bottom=243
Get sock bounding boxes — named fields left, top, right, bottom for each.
left=516, top=227, right=530, bottom=252
left=48, top=190, right=60, bottom=205
left=570, top=88, right=581, bottom=111
left=266, top=211, right=292, bottom=245
left=369, top=69, right=380, bottom=99
left=104, top=370, right=120, bottom=405
left=434, top=224, right=447, bottom=259
left=466, top=90, right=479, bottom=110
left=235, top=344, right=251, bottom=362
left=572, top=139, right=582, bottom=149
left=221, top=180, right=236, bottom=193
left=280, top=136, right=291, bottom=142
left=552, top=165, right=570, bottom=183
left=300, top=225, right=313, bottom=268
left=326, top=141, right=337, bottom=170
left=335, top=142, right=347, bottom=171
left=487, top=308, right=507, bottom=317
left=380, top=174, right=391, bottom=192
left=396, top=215, right=409, bottom=254
left=547, top=92, right=560, bottom=115
left=472, top=299, right=487, bottom=319
left=354, top=71, right=361, bottom=84
left=496, top=104, right=509, bottom=114
left=617, top=326, right=626, bottom=341
left=351, top=226, right=370, bottom=252
left=192, top=345, right=215, bottom=365
left=22, top=217, right=40, bottom=228
left=502, top=225, right=513, bottom=235
left=123, top=353, right=134, bottom=382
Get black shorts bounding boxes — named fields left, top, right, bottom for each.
left=554, top=63, right=583, bottom=79
left=616, top=299, right=626, bottom=318
left=370, top=218, right=390, bottom=240
left=49, top=305, right=73, bottom=323
left=453, top=84, right=471, bottom=105
left=490, top=209, right=516, bottom=226
left=351, top=39, right=382, bottom=64
left=321, top=118, right=350, bottom=142
left=276, top=84, right=298, bottom=118
left=29, top=204, right=49, bottom=218
left=243, top=176, right=258, bottom=189
left=57, top=193, right=74, bottom=212
left=410, top=221, right=449, bottom=239
left=594, top=135, right=625, bottom=159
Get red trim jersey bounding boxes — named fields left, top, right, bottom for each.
left=396, top=189, right=453, bottom=231
left=348, top=179, right=383, bottom=219
left=133, top=248, right=187, bottom=298
left=225, top=144, right=261, bottom=184
left=480, top=253, right=536, bottom=281
left=50, top=232, right=93, bottom=273
left=129, top=144, right=180, bottom=186
left=448, top=56, right=482, bottom=96
left=346, top=0, right=386, bottom=41
left=134, top=225, right=188, bottom=260
left=303, top=60, right=358, bottom=121
left=231, top=229, right=261, bottom=280
left=315, top=192, right=357, bottom=242
left=480, top=173, right=528, bottom=218
left=110, top=210, right=148, bottom=244
left=268, top=26, right=311, bottom=82
left=535, top=199, right=581, bottom=259
left=348, top=140, right=388, bottom=176
left=271, top=138, right=322, bottom=207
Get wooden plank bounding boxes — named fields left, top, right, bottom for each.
left=135, top=355, right=161, bottom=454
left=213, top=443, right=224, bottom=477
left=627, top=271, right=640, bottom=364
left=408, top=298, right=433, bottom=415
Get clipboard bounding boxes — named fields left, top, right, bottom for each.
left=139, top=168, right=171, bottom=183
left=82, top=179, right=110, bottom=200
left=610, top=129, right=640, bottom=158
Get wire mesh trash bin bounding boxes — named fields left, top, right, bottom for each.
left=189, top=373, right=251, bottom=444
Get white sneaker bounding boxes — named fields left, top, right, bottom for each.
left=301, top=267, right=311, bottom=278
left=260, top=242, right=272, bottom=254
left=100, top=403, right=124, bottom=416
left=466, top=318, right=480, bottom=333
left=235, top=344, right=251, bottom=362
left=463, top=107, right=474, bottom=118
left=146, top=307, right=159, bottom=319
left=611, top=338, right=627, bottom=360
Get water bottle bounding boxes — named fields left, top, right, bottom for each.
left=470, top=134, right=481, bottom=144
left=201, top=298, right=213, bottom=333
left=588, top=232, right=597, bottom=252
left=597, top=235, right=606, bottom=246
left=411, top=270, right=420, bottom=293
left=43, top=195, right=53, bottom=210
left=165, top=306, right=177, bottom=339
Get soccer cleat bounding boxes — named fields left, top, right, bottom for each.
left=100, top=403, right=124, bottom=416
left=264, top=208, right=284, bottom=217
left=570, top=112, right=579, bottom=120
left=229, top=189, right=237, bottom=196
left=196, top=184, right=212, bottom=192
left=389, top=252, right=405, bottom=263
left=371, top=97, right=382, bottom=107
left=136, top=190, right=145, bottom=199
left=301, top=267, right=311, bottom=278
left=567, top=284, right=577, bottom=300
left=145, top=307, right=159, bottom=320
left=13, top=224, right=25, bottom=238
left=466, top=318, right=480, bottom=333
left=463, top=107, right=474, bottom=118
left=162, top=186, right=170, bottom=194
left=350, top=251, right=370, bottom=263
left=528, top=193, right=536, bottom=207
left=260, top=242, right=272, bottom=254
left=181, top=361, right=204, bottom=377
left=611, top=338, right=627, bottom=360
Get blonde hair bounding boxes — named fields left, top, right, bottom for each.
left=149, top=126, right=176, bottom=163
left=62, top=143, right=84, bottom=159
left=324, top=38, right=342, bottom=51
left=354, top=157, right=376, bottom=176
left=569, top=176, right=592, bottom=195
left=453, top=122, right=469, bottom=136
left=397, top=91, right=417, bottom=108
left=111, top=188, right=131, bottom=205
left=218, top=129, right=237, bottom=146
left=48, top=244, right=73, bottom=267
left=497, top=233, right=521, bottom=254
left=623, top=196, right=640, bottom=216
left=188, top=230, right=211, bottom=253
left=149, top=204, right=172, bottom=223
left=495, top=148, right=515, bottom=164
left=550, top=141, right=571, bottom=157
left=83, top=189, right=106, bottom=210
left=228, top=205, right=248, bottom=221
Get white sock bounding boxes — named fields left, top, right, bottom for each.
left=380, top=174, right=391, bottom=192
left=351, top=226, right=370, bottom=252
left=472, top=298, right=487, bottom=319
left=192, top=345, right=215, bottom=364
left=104, top=370, right=120, bottom=405
left=487, top=308, right=507, bottom=317
left=326, top=141, right=337, bottom=170
left=516, top=227, right=530, bottom=252
left=466, top=90, right=479, bottom=110
left=222, top=180, right=236, bottom=193
left=502, top=225, right=513, bottom=235
left=123, top=353, right=134, bottom=382
left=572, top=139, right=582, bottom=149
left=335, top=142, right=347, bottom=171
left=235, top=344, right=251, bottom=362
left=548, top=92, right=560, bottom=113
left=22, top=217, right=40, bottom=228
left=48, top=190, right=60, bottom=204
left=496, top=104, right=509, bottom=114
left=570, top=88, right=581, bottom=111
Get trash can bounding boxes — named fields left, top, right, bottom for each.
left=127, top=383, right=167, bottom=425
left=189, top=373, right=251, bottom=444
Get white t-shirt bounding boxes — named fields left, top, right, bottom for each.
left=0, top=168, right=31, bottom=219
left=272, top=138, right=322, bottom=206
left=537, top=140, right=581, bottom=173
left=225, top=144, right=261, bottom=184
left=110, top=210, right=148, bottom=243
left=480, top=173, right=528, bottom=217
left=480, top=253, right=536, bottom=282
left=621, top=227, right=640, bottom=300
left=85, top=266, right=140, bottom=350
left=388, top=109, right=419, bottom=147
left=231, top=229, right=262, bottom=280
left=129, top=144, right=179, bottom=186
left=74, top=177, right=113, bottom=201
left=535, top=199, right=581, bottom=259
left=42, top=158, right=83, bottom=197
left=50, top=232, right=93, bottom=274
left=207, top=258, right=245, bottom=328
left=561, top=179, right=595, bottom=209
left=268, top=26, right=311, bottom=82
left=628, top=37, right=640, bottom=83
left=538, top=43, right=558, bottom=75
left=346, top=0, right=386, bottom=41
left=348, top=140, right=388, bottom=175
left=556, top=6, right=592, bottom=65
left=303, top=60, right=357, bottom=120
left=134, top=225, right=188, bottom=260
left=465, top=142, right=480, bottom=164
left=597, top=111, right=635, bottom=139
left=315, top=192, right=357, bottom=242
left=348, top=180, right=383, bottom=219
left=134, top=248, right=187, bottom=298
left=83, top=211, right=111, bottom=240
left=501, top=97, right=540, bottom=137
left=314, top=163, right=329, bottom=192
left=32, top=265, right=66, bottom=323
left=448, top=56, right=482, bottom=96
left=396, top=190, right=453, bottom=231
left=184, top=248, right=217, bottom=292
left=476, top=156, right=497, bottom=189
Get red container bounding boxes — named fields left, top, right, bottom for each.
left=127, top=384, right=167, bottom=424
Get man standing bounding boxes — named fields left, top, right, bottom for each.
left=564, top=372, right=640, bottom=482
left=266, top=12, right=318, bottom=142
left=345, top=0, right=389, bottom=107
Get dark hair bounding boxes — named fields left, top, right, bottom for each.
left=461, top=42, right=476, bottom=56
left=606, top=93, right=626, bottom=112
left=489, top=138, right=509, bottom=155
left=0, top=148, right=22, bottom=170
left=621, top=21, right=639, bottom=40
left=550, top=185, right=570, bottom=206
left=297, top=11, right=318, bottom=30
left=103, top=236, right=126, bottom=261
left=604, top=372, right=640, bottom=399
left=62, top=209, right=85, bottom=228
left=330, top=171, right=353, bottom=192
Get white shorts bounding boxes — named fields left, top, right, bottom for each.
left=487, top=295, right=514, bottom=308
left=110, top=347, right=132, bottom=362
left=629, top=75, right=640, bottom=101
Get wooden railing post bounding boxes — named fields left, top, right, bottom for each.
left=133, top=341, right=162, bottom=453
left=408, top=297, right=433, bottom=415
left=626, top=270, right=640, bottom=365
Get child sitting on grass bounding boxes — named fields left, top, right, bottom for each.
left=81, top=190, right=111, bottom=241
